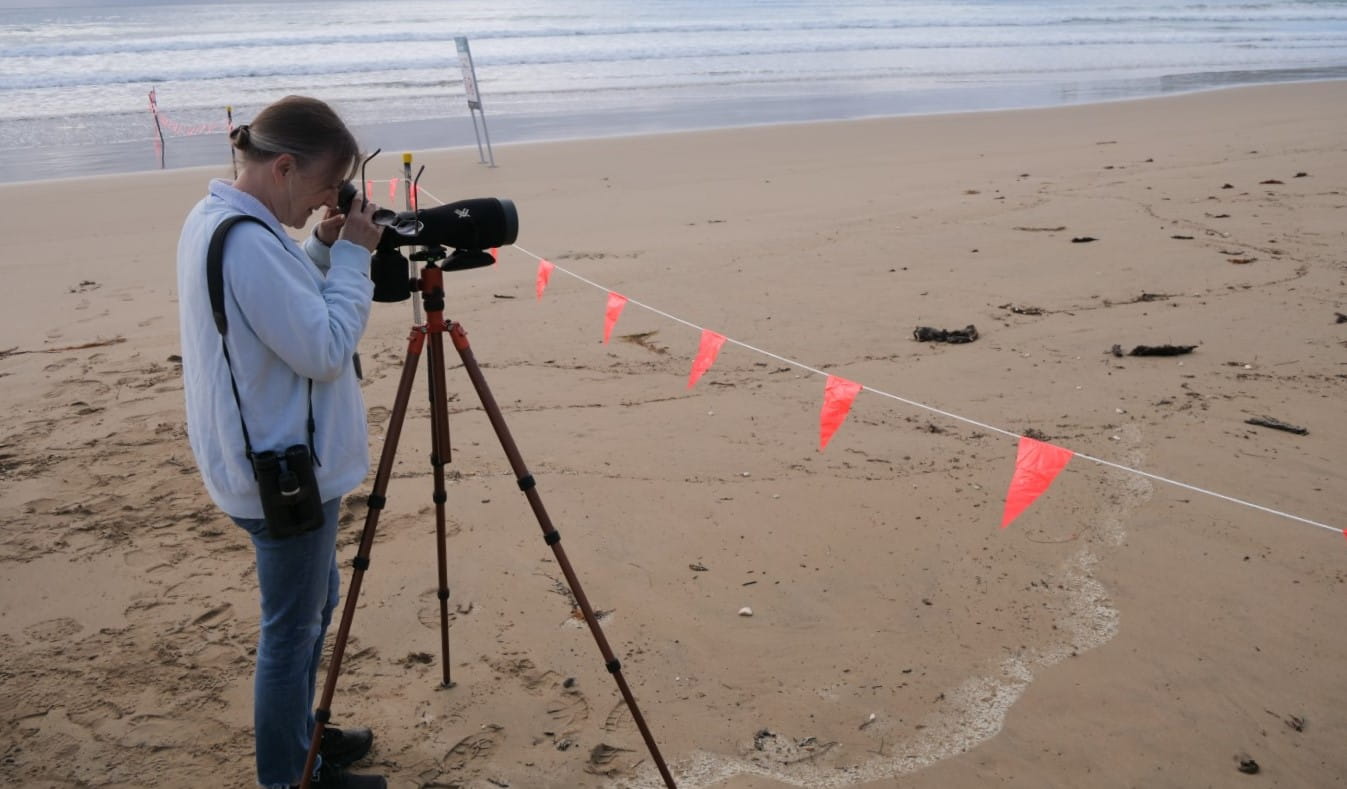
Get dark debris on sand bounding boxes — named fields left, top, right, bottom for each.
left=914, top=325, right=979, bottom=344
left=1112, top=344, right=1197, bottom=357
left=1245, top=416, right=1308, bottom=436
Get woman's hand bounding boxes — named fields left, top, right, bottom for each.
left=337, top=193, right=383, bottom=252
left=314, top=206, right=345, bottom=247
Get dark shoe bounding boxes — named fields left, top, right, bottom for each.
left=296, top=760, right=387, bottom=789
left=320, top=726, right=374, bottom=767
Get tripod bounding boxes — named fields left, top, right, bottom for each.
left=299, top=251, right=677, bottom=789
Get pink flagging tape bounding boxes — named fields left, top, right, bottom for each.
left=688, top=329, right=726, bottom=389
left=603, top=292, right=628, bottom=344
left=155, top=113, right=229, bottom=136
left=536, top=259, right=555, bottom=300
left=1002, top=438, right=1075, bottom=528
left=819, top=375, right=863, bottom=451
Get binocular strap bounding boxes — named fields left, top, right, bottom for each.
left=207, top=214, right=320, bottom=471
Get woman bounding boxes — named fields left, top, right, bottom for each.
left=175, top=95, right=385, bottom=789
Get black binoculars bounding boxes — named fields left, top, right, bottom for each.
left=253, top=445, right=324, bottom=539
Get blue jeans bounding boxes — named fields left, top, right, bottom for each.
left=232, top=497, right=342, bottom=788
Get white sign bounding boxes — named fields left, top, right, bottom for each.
left=456, top=36, right=481, bottom=109
left=454, top=36, right=495, bottom=166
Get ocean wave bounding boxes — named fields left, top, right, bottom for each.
left=3, top=11, right=1347, bottom=59
left=5, top=63, right=1345, bottom=132
left=4, top=31, right=1344, bottom=92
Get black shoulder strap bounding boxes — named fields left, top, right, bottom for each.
left=208, top=214, right=272, bottom=335
left=206, top=215, right=320, bottom=467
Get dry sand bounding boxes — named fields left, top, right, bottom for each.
left=1, top=81, right=1345, bottom=788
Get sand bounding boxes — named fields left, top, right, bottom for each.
left=1, top=81, right=1345, bottom=789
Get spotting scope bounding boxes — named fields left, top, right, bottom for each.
left=337, top=182, right=519, bottom=302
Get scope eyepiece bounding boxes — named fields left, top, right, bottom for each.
left=336, top=182, right=421, bottom=235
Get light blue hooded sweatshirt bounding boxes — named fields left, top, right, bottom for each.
left=176, top=179, right=373, bottom=519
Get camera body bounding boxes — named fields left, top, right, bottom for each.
left=252, top=445, right=324, bottom=538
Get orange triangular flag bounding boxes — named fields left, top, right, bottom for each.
left=687, top=330, right=726, bottom=389
left=1001, top=437, right=1074, bottom=528
left=819, top=375, right=862, bottom=451
left=603, top=292, right=628, bottom=343
left=536, top=259, right=554, bottom=300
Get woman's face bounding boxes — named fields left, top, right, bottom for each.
left=277, top=154, right=346, bottom=229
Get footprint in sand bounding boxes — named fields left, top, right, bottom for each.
left=602, top=699, right=634, bottom=733
left=43, top=378, right=111, bottom=401
left=118, top=714, right=183, bottom=749
left=23, top=617, right=82, bottom=642
left=192, top=603, right=234, bottom=629
left=21, top=497, right=60, bottom=515
left=545, top=686, right=591, bottom=729
left=521, top=664, right=564, bottom=695
left=507, top=659, right=593, bottom=734
left=439, top=730, right=499, bottom=778
left=68, top=700, right=125, bottom=736
left=19, top=706, right=98, bottom=748
left=417, top=600, right=462, bottom=631
left=42, top=357, right=76, bottom=373
left=586, top=742, right=640, bottom=779
left=122, top=551, right=176, bottom=579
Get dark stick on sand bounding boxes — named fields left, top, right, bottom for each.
left=0, top=337, right=126, bottom=360
left=1245, top=416, right=1308, bottom=436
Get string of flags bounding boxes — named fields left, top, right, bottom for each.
left=409, top=183, right=1342, bottom=538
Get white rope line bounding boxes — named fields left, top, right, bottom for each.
left=407, top=183, right=1344, bottom=537
left=1070, top=450, right=1337, bottom=532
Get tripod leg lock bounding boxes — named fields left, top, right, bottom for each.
left=315, top=707, right=331, bottom=724
left=437, top=588, right=450, bottom=601
left=606, top=658, right=621, bottom=674
left=517, top=474, right=536, bottom=491
left=544, top=530, right=561, bottom=546
left=352, top=556, right=370, bottom=571
left=433, top=491, right=447, bottom=504
left=367, top=494, right=386, bottom=510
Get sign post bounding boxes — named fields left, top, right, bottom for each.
left=455, top=36, right=496, bottom=167
left=226, top=105, right=237, bottom=177
left=147, top=88, right=165, bottom=169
